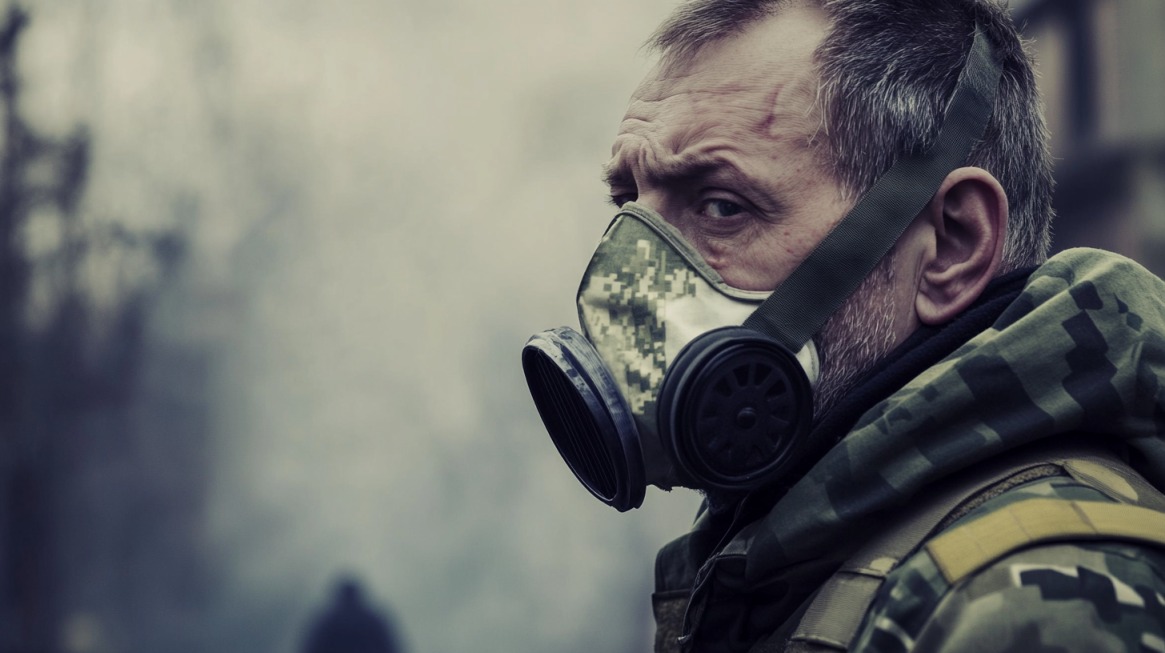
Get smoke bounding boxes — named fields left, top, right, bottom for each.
left=18, top=1, right=702, bottom=651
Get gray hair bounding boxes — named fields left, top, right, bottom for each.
left=649, top=0, right=1054, bottom=274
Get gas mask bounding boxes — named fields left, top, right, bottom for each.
left=523, top=26, right=1002, bottom=511
left=525, top=204, right=821, bottom=509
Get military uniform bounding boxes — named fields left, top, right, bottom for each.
left=853, top=475, right=1165, bottom=653
left=653, top=249, right=1165, bottom=653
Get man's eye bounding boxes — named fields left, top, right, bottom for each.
left=702, top=199, right=745, bottom=219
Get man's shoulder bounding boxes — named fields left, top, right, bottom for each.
left=852, top=477, right=1165, bottom=653
left=856, top=538, right=1165, bottom=653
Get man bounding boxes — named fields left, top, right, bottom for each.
left=522, top=0, right=1165, bottom=651
left=301, top=578, right=403, bottom=653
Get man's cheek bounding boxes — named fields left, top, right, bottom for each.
left=721, top=238, right=804, bottom=292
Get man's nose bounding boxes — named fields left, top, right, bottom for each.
left=631, top=191, right=667, bottom=218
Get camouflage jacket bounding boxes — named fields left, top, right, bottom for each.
left=653, top=249, right=1165, bottom=653
left=849, top=474, right=1165, bottom=653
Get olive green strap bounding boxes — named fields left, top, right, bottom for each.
left=744, top=26, right=1002, bottom=351
left=926, top=498, right=1165, bottom=584
left=1061, top=456, right=1165, bottom=512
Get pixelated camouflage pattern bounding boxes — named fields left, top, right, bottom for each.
left=657, top=249, right=1165, bottom=651
left=577, top=202, right=772, bottom=438
left=852, top=477, right=1165, bottom=653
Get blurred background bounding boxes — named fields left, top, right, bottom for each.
left=0, top=0, right=1161, bottom=652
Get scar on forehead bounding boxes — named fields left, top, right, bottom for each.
left=758, top=74, right=823, bottom=143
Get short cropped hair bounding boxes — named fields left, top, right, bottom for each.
left=649, top=0, right=1055, bottom=273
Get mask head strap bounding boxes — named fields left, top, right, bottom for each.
left=743, top=24, right=1003, bottom=350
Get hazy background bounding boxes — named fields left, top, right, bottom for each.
left=1, top=1, right=1161, bottom=652
left=6, top=0, right=703, bottom=651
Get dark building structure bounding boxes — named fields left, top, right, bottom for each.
left=1, top=5, right=206, bottom=653
left=1013, top=0, right=1165, bottom=272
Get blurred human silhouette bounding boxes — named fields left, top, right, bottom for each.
left=302, top=577, right=403, bottom=653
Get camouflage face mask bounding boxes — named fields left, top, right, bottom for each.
left=575, top=202, right=820, bottom=487
left=522, top=202, right=821, bottom=510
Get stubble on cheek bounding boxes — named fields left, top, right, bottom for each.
left=811, top=249, right=901, bottom=419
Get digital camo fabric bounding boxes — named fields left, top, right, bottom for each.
left=576, top=202, right=772, bottom=436
left=852, top=477, right=1165, bottom=653
left=658, top=248, right=1165, bottom=651
left=754, top=248, right=1165, bottom=573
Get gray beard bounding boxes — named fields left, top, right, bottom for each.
left=811, top=249, right=901, bottom=420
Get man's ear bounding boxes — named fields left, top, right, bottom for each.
left=915, top=167, right=1008, bottom=326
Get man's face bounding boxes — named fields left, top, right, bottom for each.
left=605, top=5, right=924, bottom=417
left=603, top=5, right=850, bottom=293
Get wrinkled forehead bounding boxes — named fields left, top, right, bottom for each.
left=624, top=6, right=828, bottom=143
left=630, top=52, right=818, bottom=112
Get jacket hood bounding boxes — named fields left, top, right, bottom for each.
left=663, top=248, right=1165, bottom=649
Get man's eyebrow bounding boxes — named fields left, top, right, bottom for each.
left=602, top=154, right=766, bottom=190
left=601, top=162, right=627, bottom=188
